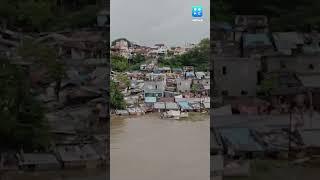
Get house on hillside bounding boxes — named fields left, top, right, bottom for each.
left=234, top=15, right=269, bottom=40
left=242, top=33, right=275, bottom=57
left=143, top=81, right=165, bottom=99
left=214, top=57, right=261, bottom=97
left=176, top=79, right=192, bottom=93
left=18, top=153, right=60, bottom=170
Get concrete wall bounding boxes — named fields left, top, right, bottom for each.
left=193, top=79, right=210, bottom=86
left=265, top=55, right=320, bottom=73
left=214, top=57, right=260, bottom=97
left=176, top=79, right=192, bottom=93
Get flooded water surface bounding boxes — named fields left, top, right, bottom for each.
left=111, top=113, right=210, bottom=180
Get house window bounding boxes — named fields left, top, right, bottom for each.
left=222, top=90, right=229, bottom=96
left=241, top=90, right=248, bottom=95
left=309, top=64, right=314, bottom=70
left=222, top=66, right=227, bottom=75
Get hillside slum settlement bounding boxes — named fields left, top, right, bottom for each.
left=0, top=16, right=109, bottom=171
left=111, top=65, right=210, bottom=119
left=212, top=15, right=320, bottom=179
left=110, top=38, right=210, bottom=119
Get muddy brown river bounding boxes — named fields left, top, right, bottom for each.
left=111, top=113, right=210, bottom=180
left=1, top=113, right=209, bottom=180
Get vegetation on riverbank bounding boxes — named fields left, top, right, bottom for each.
left=0, top=59, right=50, bottom=150
left=0, top=0, right=105, bottom=32
left=110, top=80, right=126, bottom=109
left=159, top=38, right=210, bottom=71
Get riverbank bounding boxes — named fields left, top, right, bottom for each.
left=111, top=111, right=209, bottom=121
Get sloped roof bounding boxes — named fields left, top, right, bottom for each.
left=154, top=102, right=165, bottom=109
left=273, top=32, right=304, bottom=55
left=20, top=153, right=59, bottom=165
left=217, top=127, right=264, bottom=152
left=165, top=102, right=179, bottom=110
left=298, top=74, right=320, bottom=88
left=243, top=33, right=272, bottom=47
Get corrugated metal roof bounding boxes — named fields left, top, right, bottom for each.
left=165, top=102, right=179, bottom=110
left=273, top=32, right=304, bottom=55
left=178, top=101, right=193, bottom=110
left=243, top=33, right=272, bottom=47
left=298, top=74, right=320, bottom=88
left=154, top=102, right=165, bottom=109
left=145, top=97, right=157, bottom=103
left=217, top=128, right=264, bottom=152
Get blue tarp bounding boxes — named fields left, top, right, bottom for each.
left=178, top=101, right=193, bottom=110
left=217, top=128, right=264, bottom=152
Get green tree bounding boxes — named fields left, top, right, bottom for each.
left=18, top=40, right=66, bottom=100
left=0, top=59, right=50, bottom=150
left=161, top=38, right=210, bottom=71
left=191, top=84, right=201, bottom=93
left=110, top=80, right=126, bottom=109
left=111, top=55, right=129, bottom=72
left=116, top=74, right=130, bottom=88
left=16, top=0, right=54, bottom=31
left=132, top=54, right=145, bottom=64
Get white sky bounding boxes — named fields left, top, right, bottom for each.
left=111, top=0, right=210, bottom=47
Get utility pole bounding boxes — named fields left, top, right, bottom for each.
left=288, top=109, right=292, bottom=160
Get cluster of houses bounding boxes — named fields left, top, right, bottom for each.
left=212, top=15, right=320, bottom=179
left=110, top=38, right=196, bottom=60
left=112, top=64, right=210, bottom=119
left=0, top=9, right=109, bottom=172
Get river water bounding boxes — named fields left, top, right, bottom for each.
left=111, top=113, right=210, bottom=180
left=1, top=113, right=209, bottom=180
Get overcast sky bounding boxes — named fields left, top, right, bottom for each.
left=111, top=0, right=210, bottom=47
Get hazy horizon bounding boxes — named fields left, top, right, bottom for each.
left=111, top=0, right=210, bottom=47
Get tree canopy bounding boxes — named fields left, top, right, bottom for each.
left=160, top=38, right=210, bottom=71
left=0, top=0, right=103, bottom=31
left=0, top=59, right=50, bottom=150
left=214, top=0, right=320, bottom=31
left=110, top=80, right=126, bottom=109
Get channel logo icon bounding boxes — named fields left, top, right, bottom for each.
left=192, top=6, right=203, bottom=18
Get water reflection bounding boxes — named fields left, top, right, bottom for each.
left=111, top=113, right=210, bottom=180
left=1, top=169, right=106, bottom=180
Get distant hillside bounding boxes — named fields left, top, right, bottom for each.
left=0, top=0, right=106, bottom=32
left=214, top=0, right=320, bottom=31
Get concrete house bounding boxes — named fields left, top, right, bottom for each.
left=195, top=72, right=206, bottom=79
left=214, top=57, right=261, bottom=97
left=234, top=15, right=269, bottom=41
left=212, top=22, right=234, bottom=41
left=264, top=55, right=320, bottom=74
left=56, top=144, right=101, bottom=169
left=18, top=153, right=60, bottom=170
left=176, top=78, right=192, bottom=93
left=143, top=81, right=165, bottom=99
left=272, top=32, right=304, bottom=55
left=242, top=33, right=275, bottom=57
